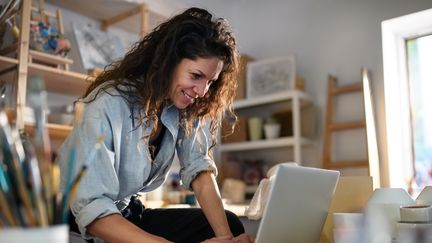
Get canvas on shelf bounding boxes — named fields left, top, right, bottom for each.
left=72, top=23, right=125, bottom=70
left=246, top=56, right=296, bottom=98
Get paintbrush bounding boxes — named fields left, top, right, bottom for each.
left=0, top=164, right=18, bottom=226
left=27, top=75, right=53, bottom=224
left=0, top=111, right=36, bottom=226
left=19, top=130, right=49, bottom=226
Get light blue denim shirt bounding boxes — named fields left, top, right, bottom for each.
left=57, top=84, right=217, bottom=239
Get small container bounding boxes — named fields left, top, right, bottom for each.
left=264, top=123, right=281, bottom=139
left=248, top=117, right=263, bottom=141
left=400, top=205, right=432, bottom=223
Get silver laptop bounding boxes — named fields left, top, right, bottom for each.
left=255, top=165, right=340, bottom=243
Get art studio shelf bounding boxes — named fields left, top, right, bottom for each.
left=233, top=90, right=312, bottom=110
left=220, top=137, right=314, bottom=152
left=0, top=54, right=91, bottom=96
left=219, top=89, right=315, bottom=164
left=4, top=109, right=73, bottom=140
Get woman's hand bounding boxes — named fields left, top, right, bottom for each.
left=233, top=233, right=255, bottom=243
left=202, top=233, right=255, bottom=243
left=202, top=235, right=234, bottom=243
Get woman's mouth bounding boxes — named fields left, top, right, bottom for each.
left=182, top=90, right=195, bottom=103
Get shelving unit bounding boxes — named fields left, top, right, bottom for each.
left=0, top=1, right=91, bottom=140
left=0, top=0, right=164, bottom=141
left=220, top=90, right=314, bottom=164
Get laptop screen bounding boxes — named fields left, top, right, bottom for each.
left=255, top=165, right=340, bottom=243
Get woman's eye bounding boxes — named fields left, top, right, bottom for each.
left=191, top=73, right=201, bottom=80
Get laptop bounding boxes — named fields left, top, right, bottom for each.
left=254, top=165, right=340, bottom=243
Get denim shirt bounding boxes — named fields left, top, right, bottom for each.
left=57, top=85, right=217, bottom=239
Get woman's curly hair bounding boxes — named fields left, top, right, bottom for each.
left=83, top=7, right=239, bottom=152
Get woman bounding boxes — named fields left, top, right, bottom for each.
left=58, top=7, right=253, bottom=243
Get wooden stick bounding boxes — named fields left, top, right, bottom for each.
left=140, top=4, right=149, bottom=38
left=16, top=0, right=31, bottom=130
left=56, top=9, right=64, bottom=35
left=101, top=5, right=141, bottom=31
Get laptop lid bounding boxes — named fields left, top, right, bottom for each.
left=255, top=165, right=340, bottom=243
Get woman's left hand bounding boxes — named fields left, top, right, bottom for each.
left=202, top=235, right=234, bottom=243
left=233, top=233, right=255, bottom=243
left=202, top=233, right=254, bottom=243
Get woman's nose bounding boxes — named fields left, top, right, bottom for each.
left=193, top=82, right=209, bottom=97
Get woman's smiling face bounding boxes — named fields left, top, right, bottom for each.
left=169, top=57, right=224, bottom=109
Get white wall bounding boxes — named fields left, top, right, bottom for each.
left=176, top=0, right=432, bottom=184
left=45, top=0, right=432, bottom=184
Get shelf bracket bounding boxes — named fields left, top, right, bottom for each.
left=0, top=65, right=17, bottom=76
left=101, top=3, right=149, bottom=37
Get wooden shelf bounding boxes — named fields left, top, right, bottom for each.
left=47, top=0, right=166, bottom=34
left=24, top=122, right=73, bottom=140
left=219, top=137, right=313, bottom=152
left=5, top=109, right=72, bottom=140
left=0, top=55, right=19, bottom=65
left=233, top=90, right=312, bottom=109
left=28, top=62, right=91, bottom=96
left=0, top=55, right=92, bottom=96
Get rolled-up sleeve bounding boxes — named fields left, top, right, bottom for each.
left=59, top=110, right=120, bottom=239
left=176, top=119, right=218, bottom=190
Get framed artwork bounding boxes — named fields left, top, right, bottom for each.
left=72, top=23, right=125, bottom=70
left=246, top=56, right=296, bottom=98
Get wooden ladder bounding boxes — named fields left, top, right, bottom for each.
left=322, top=75, right=368, bottom=169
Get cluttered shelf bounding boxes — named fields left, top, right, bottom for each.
left=219, top=136, right=314, bottom=152
left=5, top=109, right=73, bottom=140
left=0, top=54, right=92, bottom=96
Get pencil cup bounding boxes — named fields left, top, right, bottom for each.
left=0, top=224, right=69, bottom=243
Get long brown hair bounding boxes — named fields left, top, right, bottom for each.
left=83, top=7, right=239, bottom=151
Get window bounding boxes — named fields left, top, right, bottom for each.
left=382, top=8, right=432, bottom=193
left=406, top=35, right=432, bottom=191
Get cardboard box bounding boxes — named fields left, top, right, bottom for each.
left=235, top=55, right=254, bottom=100
left=221, top=117, right=247, bottom=143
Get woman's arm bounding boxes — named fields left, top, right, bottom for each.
left=87, top=214, right=171, bottom=243
left=192, top=171, right=233, bottom=237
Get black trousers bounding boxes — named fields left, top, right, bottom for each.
left=69, top=197, right=245, bottom=243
